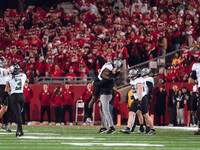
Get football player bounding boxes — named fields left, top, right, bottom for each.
left=90, top=58, right=123, bottom=134
left=0, top=57, right=11, bottom=132
left=86, top=58, right=123, bottom=124
left=188, top=58, right=200, bottom=135
left=5, top=63, right=27, bottom=137
left=121, top=68, right=155, bottom=134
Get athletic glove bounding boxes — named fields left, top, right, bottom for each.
left=131, top=95, right=134, bottom=100
left=137, top=100, right=142, bottom=110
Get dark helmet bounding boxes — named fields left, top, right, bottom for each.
left=0, top=56, right=7, bottom=68
left=141, top=68, right=151, bottom=76
left=128, top=68, right=139, bottom=78
left=9, top=63, right=20, bottom=75
left=113, top=58, right=123, bottom=72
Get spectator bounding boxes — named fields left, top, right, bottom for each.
left=113, top=0, right=124, bottom=11
left=157, top=32, right=167, bottom=56
left=76, top=61, right=89, bottom=81
left=51, top=64, right=63, bottom=77
left=22, top=79, right=33, bottom=125
left=39, top=84, right=52, bottom=125
left=155, top=86, right=167, bottom=126
left=62, top=82, right=74, bottom=125
left=176, top=90, right=185, bottom=126
left=167, top=85, right=178, bottom=127
left=81, top=82, right=93, bottom=125
left=65, top=66, right=76, bottom=81
left=170, top=24, right=181, bottom=51
left=172, top=52, right=182, bottom=66
left=109, top=84, right=121, bottom=125
left=51, top=86, right=64, bottom=126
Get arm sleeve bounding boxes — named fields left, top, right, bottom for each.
left=190, top=70, right=197, bottom=80
left=146, top=81, right=153, bottom=99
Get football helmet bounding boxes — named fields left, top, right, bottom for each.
left=9, top=63, right=20, bottom=75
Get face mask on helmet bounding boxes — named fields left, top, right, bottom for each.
left=141, top=68, right=151, bottom=76
left=9, top=63, right=20, bottom=75
left=113, top=58, right=123, bottom=72
left=0, top=57, right=7, bottom=68
left=128, top=69, right=139, bottom=79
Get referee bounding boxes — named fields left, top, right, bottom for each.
left=5, top=63, right=27, bottom=137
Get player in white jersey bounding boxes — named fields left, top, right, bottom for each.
left=5, top=63, right=27, bottom=137
left=140, top=68, right=154, bottom=133
left=0, top=57, right=12, bottom=132
left=121, top=68, right=155, bottom=134
left=188, top=61, right=200, bottom=135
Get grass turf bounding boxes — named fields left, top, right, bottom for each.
left=0, top=125, right=200, bottom=150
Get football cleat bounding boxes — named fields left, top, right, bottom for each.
left=146, top=129, right=156, bottom=135
left=16, top=131, right=24, bottom=137
left=98, top=128, right=107, bottom=134
left=107, top=127, right=116, bottom=134
left=194, top=131, right=200, bottom=135
left=2, top=124, right=12, bottom=132
left=120, top=127, right=131, bottom=134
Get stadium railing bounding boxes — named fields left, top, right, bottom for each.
left=36, top=47, right=191, bottom=86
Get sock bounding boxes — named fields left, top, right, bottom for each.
left=86, top=108, right=92, bottom=118
left=140, top=124, right=144, bottom=132
left=151, top=129, right=155, bottom=131
left=146, top=126, right=150, bottom=133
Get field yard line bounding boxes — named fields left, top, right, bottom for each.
left=0, top=146, right=154, bottom=149
left=0, top=133, right=13, bottom=134
left=61, top=142, right=164, bottom=147
left=0, top=130, right=28, bottom=132
left=155, top=126, right=197, bottom=131
left=25, top=133, right=58, bottom=135
left=18, top=136, right=101, bottom=140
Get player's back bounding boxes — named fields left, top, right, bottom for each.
left=8, top=73, right=27, bottom=94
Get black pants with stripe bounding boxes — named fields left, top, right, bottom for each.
left=10, top=93, right=24, bottom=133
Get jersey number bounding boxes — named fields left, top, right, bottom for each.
left=15, top=78, right=22, bottom=91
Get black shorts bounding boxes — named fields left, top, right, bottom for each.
left=0, top=85, right=8, bottom=106
left=92, top=84, right=101, bottom=98
left=129, top=96, right=149, bottom=115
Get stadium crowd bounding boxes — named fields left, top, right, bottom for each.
left=0, top=0, right=200, bottom=84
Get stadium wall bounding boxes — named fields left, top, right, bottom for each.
left=29, top=83, right=192, bottom=125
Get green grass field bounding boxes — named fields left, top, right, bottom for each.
left=1, top=125, right=200, bottom=150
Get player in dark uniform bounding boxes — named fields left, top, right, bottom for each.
left=5, top=63, right=27, bottom=137
left=0, top=57, right=11, bottom=132
left=86, top=58, right=123, bottom=124
left=188, top=60, right=200, bottom=135
left=94, top=60, right=123, bottom=134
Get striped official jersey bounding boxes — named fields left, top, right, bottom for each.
left=98, top=62, right=113, bottom=81
left=7, top=73, right=27, bottom=94
left=0, top=67, right=8, bottom=85
left=130, top=77, right=146, bottom=99
left=192, top=63, right=200, bottom=87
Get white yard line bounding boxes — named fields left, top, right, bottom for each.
left=61, top=142, right=164, bottom=147
left=155, top=126, right=197, bottom=131
left=18, top=136, right=96, bottom=140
